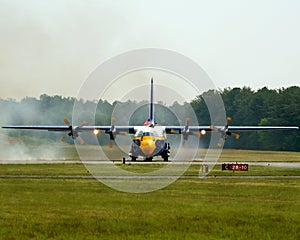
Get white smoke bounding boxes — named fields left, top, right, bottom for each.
left=0, top=133, right=68, bottom=163
left=0, top=98, right=70, bottom=163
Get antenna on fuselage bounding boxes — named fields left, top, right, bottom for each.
left=149, top=78, right=155, bottom=126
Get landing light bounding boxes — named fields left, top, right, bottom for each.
left=93, top=129, right=100, bottom=135
left=201, top=129, right=206, bottom=135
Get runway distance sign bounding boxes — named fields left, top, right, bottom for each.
left=222, top=163, right=248, bottom=171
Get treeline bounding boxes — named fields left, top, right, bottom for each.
left=191, top=86, right=300, bottom=151
left=0, top=87, right=299, bottom=151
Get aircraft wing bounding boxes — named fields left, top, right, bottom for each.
left=165, top=125, right=299, bottom=134
left=165, top=126, right=213, bottom=134
left=3, top=125, right=298, bottom=133
left=227, top=126, right=299, bottom=132
left=2, top=125, right=136, bottom=145
left=2, top=126, right=70, bottom=131
left=2, top=125, right=136, bottom=133
left=79, top=126, right=135, bottom=134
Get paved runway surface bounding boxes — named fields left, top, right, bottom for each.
left=0, top=159, right=299, bottom=180
left=0, top=175, right=299, bottom=179
left=0, top=159, right=300, bottom=168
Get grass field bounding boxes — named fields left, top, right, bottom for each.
left=219, top=149, right=300, bottom=162
left=0, top=156, right=299, bottom=240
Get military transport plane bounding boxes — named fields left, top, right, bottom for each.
left=2, top=79, right=299, bottom=161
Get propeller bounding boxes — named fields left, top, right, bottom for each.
left=61, top=118, right=86, bottom=145
left=181, top=117, right=207, bottom=147
left=224, top=117, right=240, bottom=140
left=211, top=117, right=240, bottom=147
left=106, top=117, right=117, bottom=148
left=181, top=117, right=190, bottom=147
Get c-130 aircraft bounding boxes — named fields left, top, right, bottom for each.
left=2, top=79, right=299, bottom=161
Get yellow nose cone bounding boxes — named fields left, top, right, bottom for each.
left=140, top=136, right=156, bottom=156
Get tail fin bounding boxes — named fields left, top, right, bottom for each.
left=149, top=78, right=155, bottom=125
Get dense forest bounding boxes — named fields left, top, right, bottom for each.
left=0, top=86, right=299, bottom=151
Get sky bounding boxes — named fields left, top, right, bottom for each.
left=0, top=0, right=299, bottom=102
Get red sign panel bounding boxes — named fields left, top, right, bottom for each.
left=230, top=164, right=248, bottom=171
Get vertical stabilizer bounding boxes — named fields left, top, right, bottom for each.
left=149, top=78, right=155, bottom=125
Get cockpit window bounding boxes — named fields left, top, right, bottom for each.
left=135, top=131, right=144, bottom=137
left=135, top=130, right=161, bottom=137
left=135, top=131, right=150, bottom=137
left=134, top=127, right=163, bottom=137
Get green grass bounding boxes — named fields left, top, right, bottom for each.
left=0, top=163, right=88, bottom=176
left=219, top=149, right=300, bottom=162
left=204, top=164, right=300, bottom=177
left=0, top=162, right=299, bottom=240
left=0, top=146, right=299, bottom=239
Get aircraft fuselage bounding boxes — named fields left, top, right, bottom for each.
left=129, top=126, right=170, bottom=161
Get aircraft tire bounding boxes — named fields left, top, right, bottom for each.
left=131, top=156, right=137, bottom=161
left=161, top=153, right=169, bottom=162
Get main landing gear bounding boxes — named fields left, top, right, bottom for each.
left=145, top=157, right=153, bottom=162
left=130, top=156, right=154, bottom=162
left=162, top=142, right=170, bottom=162
left=162, top=153, right=169, bottom=162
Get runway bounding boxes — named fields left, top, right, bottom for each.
left=0, top=159, right=300, bottom=168
left=1, top=174, right=300, bottom=180
left=0, top=158, right=299, bottom=180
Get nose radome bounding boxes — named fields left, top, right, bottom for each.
left=140, top=137, right=156, bottom=156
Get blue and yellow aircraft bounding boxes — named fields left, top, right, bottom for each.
left=2, top=79, right=299, bottom=161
